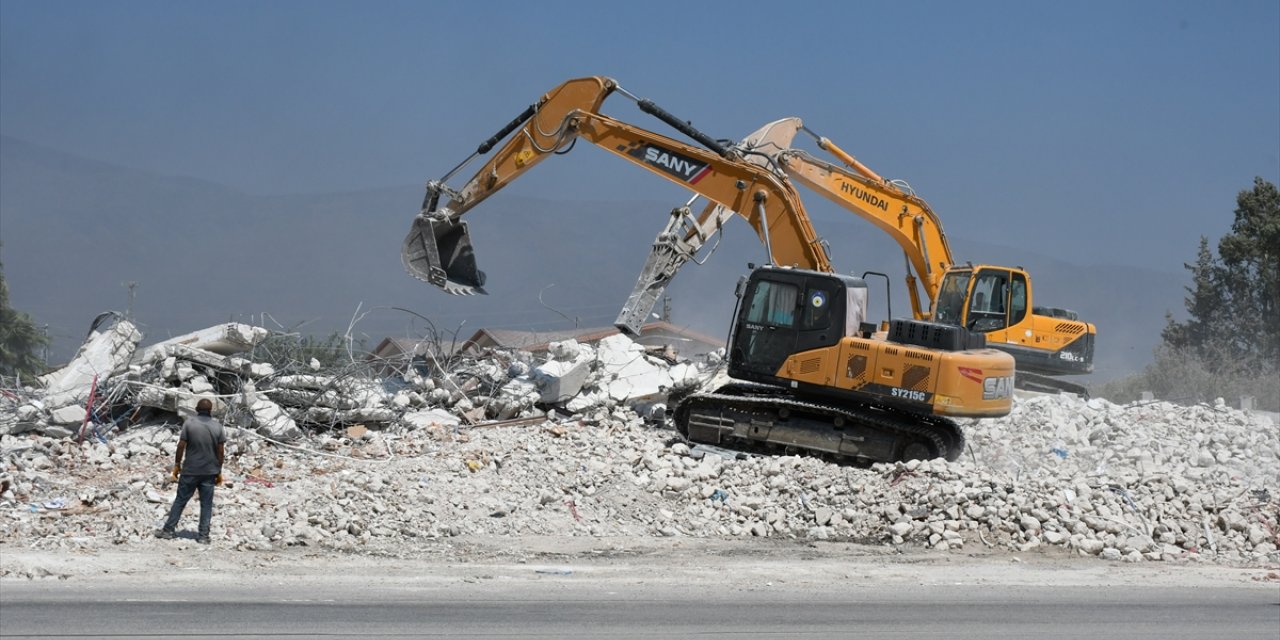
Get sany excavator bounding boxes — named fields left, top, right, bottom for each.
left=620, top=118, right=1096, bottom=397
left=402, top=76, right=1015, bottom=462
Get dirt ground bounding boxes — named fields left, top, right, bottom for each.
left=3, top=535, right=1277, bottom=592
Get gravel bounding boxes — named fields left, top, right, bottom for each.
left=1, top=389, right=1276, bottom=566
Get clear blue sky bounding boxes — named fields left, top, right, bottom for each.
left=2, top=0, right=1278, bottom=270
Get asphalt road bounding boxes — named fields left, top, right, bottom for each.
left=1, top=583, right=1277, bottom=639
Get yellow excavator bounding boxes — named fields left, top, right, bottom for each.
left=402, top=76, right=1014, bottom=462
left=620, top=118, right=1096, bottom=396
left=777, top=118, right=1095, bottom=396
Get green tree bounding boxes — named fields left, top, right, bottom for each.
left=1219, top=177, right=1280, bottom=364
left=0, top=251, right=50, bottom=379
left=1161, top=238, right=1227, bottom=356
left=1163, top=177, right=1280, bottom=374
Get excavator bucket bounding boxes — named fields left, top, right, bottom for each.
left=401, top=216, right=487, bottom=295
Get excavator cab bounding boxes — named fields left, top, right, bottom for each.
left=685, top=264, right=1010, bottom=463
left=935, top=266, right=1095, bottom=381
left=728, top=266, right=867, bottom=384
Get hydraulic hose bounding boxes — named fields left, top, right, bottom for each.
left=477, top=103, right=538, bottom=155
left=637, top=99, right=729, bottom=157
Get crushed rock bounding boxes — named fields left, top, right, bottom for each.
left=1, top=391, right=1276, bottom=566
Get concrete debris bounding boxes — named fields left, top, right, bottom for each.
left=47, top=405, right=87, bottom=426
left=4, top=312, right=719, bottom=445
left=595, top=334, right=671, bottom=403
left=134, top=323, right=268, bottom=362
left=38, top=315, right=141, bottom=410
left=241, top=389, right=301, bottom=442
left=530, top=340, right=593, bottom=403
left=2, top=312, right=1276, bottom=568
left=401, top=408, right=460, bottom=429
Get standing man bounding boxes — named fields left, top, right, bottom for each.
left=155, top=398, right=226, bottom=544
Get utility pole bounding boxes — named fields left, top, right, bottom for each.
left=124, top=281, right=138, bottom=319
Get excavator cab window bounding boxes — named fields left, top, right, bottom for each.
left=1010, top=272, right=1028, bottom=326
left=746, top=280, right=800, bottom=328
left=968, top=269, right=1010, bottom=332
left=802, top=284, right=835, bottom=331
left=934, top=271, right=971, bottom=325
left=732, top=273, right=807, bottom=380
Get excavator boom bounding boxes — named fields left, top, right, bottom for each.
left=779, top=136, right=954, bottom=320
left=402, top=77, right=830, bottom=296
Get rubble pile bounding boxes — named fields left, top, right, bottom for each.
left=1, top=381, right=1277, bottom=563
left=2, top=316, right=705, bottom=444
left=1, top=315, right=1277, bottom=565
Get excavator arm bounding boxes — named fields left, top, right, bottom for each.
left=776, top=124, right=955, bottom=319
left=402, top=77, right=831, bottom=295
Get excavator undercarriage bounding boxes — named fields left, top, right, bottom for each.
left=675, top=382, right=966, bottom=463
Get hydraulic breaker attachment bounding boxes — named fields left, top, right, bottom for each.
left=615, top=200, right=731, bottom=335
left=402, top=214, right=487, bottom=295
left=615, top=208, right=701, bottom=335
left=615, top=244, right=683, bottom=335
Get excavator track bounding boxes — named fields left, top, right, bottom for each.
left=673, top=382, right=965, bottom=464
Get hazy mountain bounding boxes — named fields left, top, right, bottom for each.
left=1, top=136, right=1184, bottom=380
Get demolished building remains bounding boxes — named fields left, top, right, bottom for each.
left=0, top=313, right=1277, bottom=568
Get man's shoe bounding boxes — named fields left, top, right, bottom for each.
left=154, top=529, right=177, bottom=540
left=196, top=537, right=211, bottom=545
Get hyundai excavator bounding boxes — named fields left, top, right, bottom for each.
left=775, top=119, right=1095, bottom=396
left=402, top=76, right=1014, bottom=462
left=620, top=118, right=1096, bottom=397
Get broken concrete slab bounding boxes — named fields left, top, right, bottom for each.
left=401, top=408, right=461, bottom=429
left=269, top=389, right=359, bottom=410
left=238, top=386, right=301, bottom=441
left=134, top=384, right=179, bottom=413
left=594, top=334, right=671, bottom=403
left=273, top=375, right=332, bottom=391
left=494, top=378, right=540, bottom=419
left=296, top=406, right=397, bottom=425
left=161, top=344, right=239, bottom=374
left=133, top=323, right=269, bottom=364
left=187, top=375, right=214, bottom=395
left=47, top=404, right=87, bottom=426
left=39, top=317, right=141, bottom=410
left=338, top=379, right=393, bottom=409
left=531, top=340, right=593, bottom=404
left=667, top=362, right=706, bottom=392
